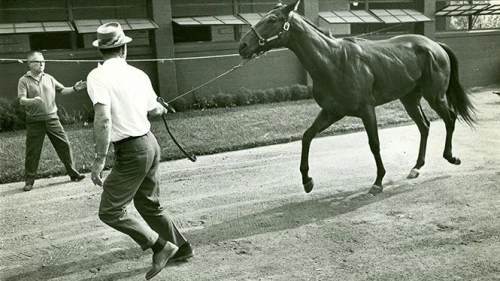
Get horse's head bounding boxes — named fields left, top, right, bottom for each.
left=238, top=0, right=300, bottom=59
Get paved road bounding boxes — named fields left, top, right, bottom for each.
left=0, top=90, right=499, bottom=281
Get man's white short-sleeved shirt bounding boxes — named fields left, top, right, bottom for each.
left=87, top=58, right=158, bottom=142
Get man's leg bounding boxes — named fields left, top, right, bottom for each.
left=134, top=133, right=187, bottom=246
left=45, top=118, right=83, bottom=180
left=99, top=136, right=179, bottom=280
left=24, top=120, right=46, bottom=189
left=98, top=139, right=160, bottom=250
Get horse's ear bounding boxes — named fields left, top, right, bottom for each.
left=293, top=0, right=301, bottom=11
left=283, top=0, right=301, bottom=16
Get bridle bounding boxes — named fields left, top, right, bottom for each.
left=251, top=21, right=290, bottom=47
left=250, top=1, right=300, bottom=47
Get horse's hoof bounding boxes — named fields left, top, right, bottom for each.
left=368, top=185, right=383, bottom=195
left=303, top=178, right=314, bottom=193
left=446, top=156, right=461, bottom=165
left=407, top=168, right=420, bottom=179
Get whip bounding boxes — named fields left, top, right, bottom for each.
left=157, top=97, right=197, bottom=162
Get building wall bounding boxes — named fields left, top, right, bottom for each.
left=172, top=42, right=305, bottom=103
left=437, top=31, right=500, bottom=87
left=1, top=0, right=500, bottom=115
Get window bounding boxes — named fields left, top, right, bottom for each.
left=0, top=0, right=152, bottom=52
left=319, top=11, right=382, bottom=24
left=319, top=1, right=432, bottom=36
left=0, top=21, right=74, bottom=52
left=0, top=22, right=74, bottom=34
left=345, top=0, right=431, bottom=35
left=172, top=15, right=246, bottom=43
left=436, top=1, right=500, bottom=31
left=173, top=25, right=212, bottom=43
left=30, top=33, right=72, bottom=50
left=73, top=18, right=157, bottom=48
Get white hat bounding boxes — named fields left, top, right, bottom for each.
left=92, top=22, right=132, bottom=49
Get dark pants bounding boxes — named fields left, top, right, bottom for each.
left=25, top=118, right=79, bottom=184
left=98, top=132, right=186, bottom=250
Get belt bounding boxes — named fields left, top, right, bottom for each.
left=113, top=133, right=147, bottom=146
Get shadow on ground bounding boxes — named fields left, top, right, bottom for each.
left=4, top=185, right=410, bottom=281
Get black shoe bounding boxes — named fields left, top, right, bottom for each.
left=170, top=242, right=194, bottom=262
left=70, top=174, right=85, bottom=182
left=145, top=242, right=178, bottom=280
left=23, top=183, right=33, bottom=191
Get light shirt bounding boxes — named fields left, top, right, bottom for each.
left=87, top=58, right=158, bottom=142
left=17, top=71, right=63, bottom=121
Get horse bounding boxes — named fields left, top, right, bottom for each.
left=238, top=0, right=476, bottom=195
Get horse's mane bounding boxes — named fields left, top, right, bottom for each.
left=295, top=12, right=334, bottom=39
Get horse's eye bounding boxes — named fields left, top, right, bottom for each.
left=268, top=17, right=277, bottom=24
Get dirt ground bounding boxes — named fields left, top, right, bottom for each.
left=1, top=87, right=499, bottom=281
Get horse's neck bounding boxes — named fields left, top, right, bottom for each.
left=285, top=15, right=342, bottom=81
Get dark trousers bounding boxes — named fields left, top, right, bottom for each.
left=98, top=132, right=186, bottom=250
left=25, top=118, right=79, bottom=184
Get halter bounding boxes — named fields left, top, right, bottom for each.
left=251, top=22, right=290, bottom=46
left=250, top=1, right=300, bottom=47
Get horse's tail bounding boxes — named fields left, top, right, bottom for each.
left=438, top=42, right=477, bottom=127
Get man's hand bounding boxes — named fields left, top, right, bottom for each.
left=91, top=156, right=106, bottom=186
left=32, top=96, right=43, bottom=105
left=73, top=80, right=87, bottom=92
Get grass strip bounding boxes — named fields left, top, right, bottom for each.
left=0, top=99, right=438, bottom=184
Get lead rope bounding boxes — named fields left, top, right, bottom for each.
left=167, top=58, right=253, bottom=104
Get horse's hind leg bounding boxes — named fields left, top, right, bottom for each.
left=300, top=109, right=343, bottom=193
left=426, top=96, right=461, bottom=165
left=359, top=106, right=386, bottom=195
left=400, top=89, right=431, bottom=179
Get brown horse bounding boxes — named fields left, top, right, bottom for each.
left=238, top=0, right=475, bottom=195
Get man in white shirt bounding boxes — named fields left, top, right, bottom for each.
left=87, top=22, right=193, bottom=280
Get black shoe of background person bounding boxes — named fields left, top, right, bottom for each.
left=23, top=183, right=33, bottom=191
left=170, top=242, right=195, bottom=262
left=70, top=174, right=86, bottom=182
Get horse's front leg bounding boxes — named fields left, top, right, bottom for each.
left=300, top=109, right=343, bottom=193
left=360, top=106, right=386, bottom=195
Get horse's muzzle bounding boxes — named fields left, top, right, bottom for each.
left=238, top=42, right=252, bottom=59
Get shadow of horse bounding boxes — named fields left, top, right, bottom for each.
left=4, top=185, right=410, bottom=281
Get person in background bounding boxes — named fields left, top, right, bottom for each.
left=87, top=22, right=193, bottom=280
left=17, top=51, right=86, bottom=192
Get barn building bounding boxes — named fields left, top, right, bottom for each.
left=0, top=0, right=499, bottom=113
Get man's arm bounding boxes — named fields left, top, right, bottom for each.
left=91, top=103, right=111, bottom=186
left=93, top=103, right=111, bottom=157
left=59, top=81, right=87, bottom=95
left=19, top=96, right=43, bottom=106
left=18, top=79, right=43, bottom=106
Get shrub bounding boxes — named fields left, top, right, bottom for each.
left=235, top=88, right=253, bottom=106
left=253, top=89, right=268, bottom=104
left=193, top=93, right=216, bottom=109
left=58, top=107, right=87, bottom=125
left=290, top=84, right=311, bottom=100
left=0, top=98, right=25, bottom=132
left=213, top=92, right=236, bottom=108
left=169, top=84, right=313, bottom=112
left=273, top=87, right=290, bottom=102
left=171, top=98, right=191, bottom=112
